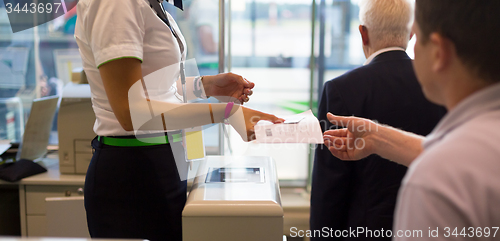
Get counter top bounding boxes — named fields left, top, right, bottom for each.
left=0, top=157, right=85, bottom=186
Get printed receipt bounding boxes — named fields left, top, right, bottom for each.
left=254, top=110, right=324, bottom=144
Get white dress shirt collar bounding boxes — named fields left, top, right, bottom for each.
left=363, top=47, right=406, bottom=65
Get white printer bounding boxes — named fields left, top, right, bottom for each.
left=58, top=84, right=96, bottom=174
left=183, top=156, right=284, bottom=241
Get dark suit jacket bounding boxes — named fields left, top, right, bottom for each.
left=310, top=51, right=446, bottom=240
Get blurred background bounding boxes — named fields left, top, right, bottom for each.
left=0, top=0, right=415, bottom=187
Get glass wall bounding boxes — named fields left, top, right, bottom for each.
left=223, top=0, right=415, bottom=184
left=1, top=0, right=34, bottom=142
left=0, top=0, right=77, bottom=144
left=227, top=0, right=313, bottom=184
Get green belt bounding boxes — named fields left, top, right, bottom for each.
left=98, top=134, right=182, bottom=147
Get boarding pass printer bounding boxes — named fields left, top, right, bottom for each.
left=58, top=83, right=96, bottom=174
left=183, top=156, right=284, bottom=241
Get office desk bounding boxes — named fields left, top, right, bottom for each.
left=0, top=157, right=85, bottom=237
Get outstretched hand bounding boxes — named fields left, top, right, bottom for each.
left=323, top=113, right=379, bottom=161
left=202, top=73, right=254, bottom=104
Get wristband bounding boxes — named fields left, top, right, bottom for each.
left=224, top=102, right=234, bottom=120
left=193, top=76, right=204, bottom=98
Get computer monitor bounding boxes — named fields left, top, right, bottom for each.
left=17, top=96, right=59, bottom=161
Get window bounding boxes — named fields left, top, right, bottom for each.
left=223, top=0, right=415, bottom=185
left=227, top=0, right=314, bottom=184
left=0, top=0, right=79, bottom=145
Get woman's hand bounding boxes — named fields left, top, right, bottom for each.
left=202, top=73, right=254, bottom=104
left=241, top=106, right=284, bottom=142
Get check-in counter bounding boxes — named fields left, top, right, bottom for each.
left=183, top=156, right=284, bottom=241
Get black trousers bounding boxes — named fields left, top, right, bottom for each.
left=85, top=137, right=187, bottom=241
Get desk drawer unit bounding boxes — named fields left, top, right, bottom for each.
left=24, top=185, right=84, bottom=237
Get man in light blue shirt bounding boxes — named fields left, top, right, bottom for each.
left=323, top=0, right=500, bottom=240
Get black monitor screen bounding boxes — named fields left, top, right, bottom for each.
left=206, top=167, right=264, bottom=183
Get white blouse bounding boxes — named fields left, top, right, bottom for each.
left=75, top=0, right=188, bottom=136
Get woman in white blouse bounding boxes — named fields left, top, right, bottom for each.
left=75, top=0, right=282, bottom=240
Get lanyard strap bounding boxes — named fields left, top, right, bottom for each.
left=147, top=0, right=187, bottom=104
left=147, top=0, right=184, bottom=54
left=164, top=0, right=184, bottom=10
